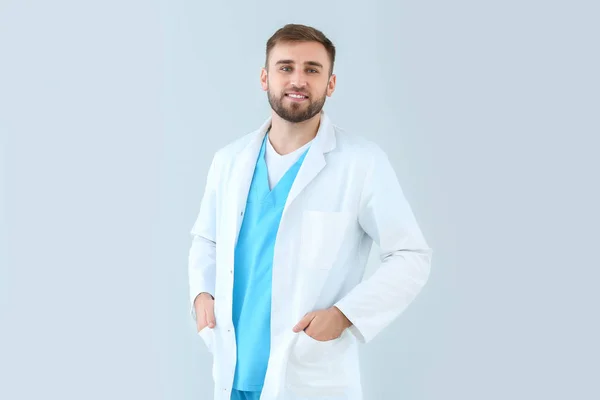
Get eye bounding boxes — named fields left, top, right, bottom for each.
left=308, top=69, right=319, bottom=73
left=280, top=66, right=292, bottom=72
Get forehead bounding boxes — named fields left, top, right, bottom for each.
left=268, top=41, right=330, bottom=67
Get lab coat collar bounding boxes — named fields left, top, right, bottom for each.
left=252, top=110, right=336, bottom=154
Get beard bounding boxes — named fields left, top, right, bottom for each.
left=267, top=87, right=327, bottom=123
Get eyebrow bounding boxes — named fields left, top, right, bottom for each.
left=274, top=60, right=324, bottom=69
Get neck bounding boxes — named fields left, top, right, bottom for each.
left=267, top=111, right=321, bottom=155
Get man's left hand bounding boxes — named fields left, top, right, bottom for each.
left=292, top=306, right=353, bottom=341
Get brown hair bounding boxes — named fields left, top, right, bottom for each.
left=265, top=24, right=336, bottom=76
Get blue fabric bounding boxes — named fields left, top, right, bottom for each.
left=232, top=133, right=310, bottom=391
left=230, top=389, right=262, bottom=400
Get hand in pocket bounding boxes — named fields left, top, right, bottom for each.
left=194, top=292, right=216, bottom=333
left=292, top=306, right=352, bottom=341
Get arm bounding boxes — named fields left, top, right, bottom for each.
left=334, top=146, right=433, bottom=343
left=188, top=155, right=218, bottom=322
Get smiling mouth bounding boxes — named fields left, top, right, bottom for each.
left=285, top=93, right=309, bottom=100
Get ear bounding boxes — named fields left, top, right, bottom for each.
left=260, top=67, right=268, bottom=91
left=326, top=73, right=337, bottom=97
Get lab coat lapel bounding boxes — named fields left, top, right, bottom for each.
left=227, top=111, right=337, bottom=242
left=282, top=111, right=337, bottom=217
left=228, top=119, right=270, bottom=245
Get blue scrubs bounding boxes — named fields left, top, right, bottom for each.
left=231, top=133, right=310, bottom=394
left=230, top=389, right=262, bottom=400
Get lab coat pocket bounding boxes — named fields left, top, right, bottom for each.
left=286, top=329, right=352, bottom=396
left=300, top=211, right=353, bottom=270
left=197, top=327, right=214, bottom=353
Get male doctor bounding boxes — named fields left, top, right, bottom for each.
left=189, top=24, right=432, bottom=400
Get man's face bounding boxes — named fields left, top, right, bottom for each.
left=261, top=41, right=336, bottom=123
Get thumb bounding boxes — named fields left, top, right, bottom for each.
left=205, top=303, right=216, bottom=329
left=293, top=313, right=315, bottom=333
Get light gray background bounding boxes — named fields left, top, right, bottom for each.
left=1, top=0, right=598, bottom=399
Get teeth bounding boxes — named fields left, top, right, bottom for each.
left=288, top=94, right=306, bottom=99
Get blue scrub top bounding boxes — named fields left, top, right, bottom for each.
left=231, top=133, right=310, bottom=392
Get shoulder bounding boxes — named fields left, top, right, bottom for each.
left=211, top=129, right=260, bottom=166
left=332, top=123, right=389, bottom=167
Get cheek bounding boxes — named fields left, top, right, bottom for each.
left=316, top=78, right=331, bottom=93
left=266, top=79, right=283, bottom=93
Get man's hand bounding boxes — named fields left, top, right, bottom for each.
left=292, top=306, right=353, bottom=341
left=194, top=292, right=216, bottom=333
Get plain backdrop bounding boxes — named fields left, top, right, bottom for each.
left=1, top=1, right=599, bottom=399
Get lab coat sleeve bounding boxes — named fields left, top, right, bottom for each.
left=188, top=154, right=218, bottom=323
left=334, top=146, right=432, bottom=344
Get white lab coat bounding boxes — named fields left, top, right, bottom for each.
left=189, top=111, right=432, bottom=400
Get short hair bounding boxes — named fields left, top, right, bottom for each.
left=265, top=24, right=336, bottom=76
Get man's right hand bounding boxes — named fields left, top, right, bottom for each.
left=194, top=292, right=216, bottom=333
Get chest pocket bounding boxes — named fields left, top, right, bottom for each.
left=299, top=210, right=354, bottom=270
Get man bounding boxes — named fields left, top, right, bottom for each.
left=189, top=24, right=432, bottom=400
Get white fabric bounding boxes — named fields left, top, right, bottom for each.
left=264, top=133, right=313, bottom=190
left=188, top=111, right=433, bottom=400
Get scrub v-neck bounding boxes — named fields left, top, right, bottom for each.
left=264, top=133, right=313, bottom=191
left=247, top=133, right=311, bottom=208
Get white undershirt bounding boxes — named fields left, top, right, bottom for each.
left=264, top=133, right=313, bottom=190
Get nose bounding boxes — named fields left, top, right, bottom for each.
left=289, top=69, right=308, bottom=88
